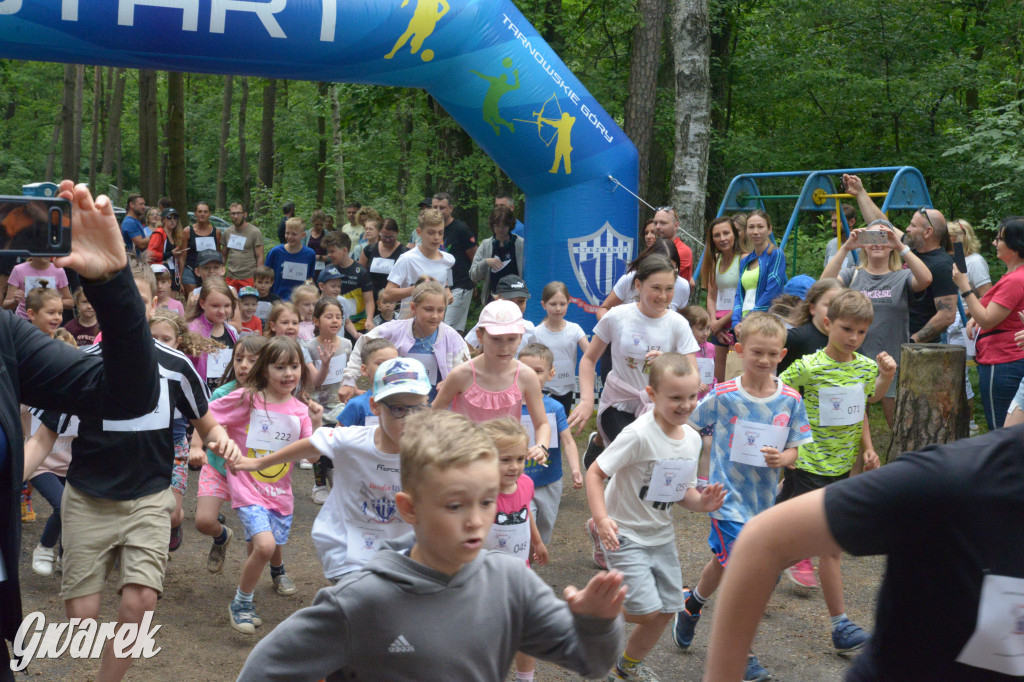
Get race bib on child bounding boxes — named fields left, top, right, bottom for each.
left=485, top=508, right=532, bottom=563
left=315, top=260, right=326, bottom=272
left=195, top=236, right=216, bottom=252
left=245, top=411, right=301, bottom=452
left=521, top=413, right=558, bottom=449
left=227, top=233, right=247, bottom=251
left=24, top=276, right=55, bottom=292
left=206, top=348, right=232, bottom=380
left=281, top=261, right=307, bottom=282
left=346, top=521, right=404, bottom=565
left=697, top=358, right=715, bottom=386
left=326, top=353, right=348, bottom=384
left=729, top=420, right=789, bottom=467
left=818, top=384, right=865, bottom=426
left=716, top=286, right=736, bottom=311
left=369, top=258, right=394, bottom=275
left=256, top=300, right=272, bottom=320
left=644, top=459, right=696, bottom=503
left=742, top=288, right=757, bottom=313
left=406, top=352, right=438, bottom=385
left=956, top=574, right=1024, bottom=676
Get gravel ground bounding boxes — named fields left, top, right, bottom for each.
left=16, top=435, right=885, bottom=681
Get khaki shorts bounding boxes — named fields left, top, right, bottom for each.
left=60, top=484, right=175, bottom=600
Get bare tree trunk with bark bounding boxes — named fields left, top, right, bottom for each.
left=89, top=67, right=102, bottom=187
left=239, top=77, right=251, bottom=211
left=624, top=0, right=667, bottom=200
left=316, top=82, right=328, bottom=208
left=139, top=69, right=160, bottom=201
left=330, top=84, right=346, bottom=219
left=166, top=72, right=187, bottom=215
left=72, top=65, right=84, bottom=178
left=885, top=344, right=969, bottom=462
left=101, top=69, right=126, bottom=177
left=61, top=65, right=76, bottom=180
left=668, top=0, right=712, bottom=249
left=45, top=123, right=61, bottom=182
left=216, top=75, right=234, bottom=212
left=256, top=79, right=276, bottom=216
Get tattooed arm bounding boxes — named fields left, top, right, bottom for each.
left=910, top=295, right=957, bottom=343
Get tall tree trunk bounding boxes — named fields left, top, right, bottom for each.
left=330, top=84, right=346, bottom=219
left=430, top=97, right=478, bottom=234
left=167, top=71, right=187, bottom=215
left=61, top=65, right=76, bottom=180
left=138, top=69, right=160, bottom=201
left=45, top=123, right=61, bottom=182
left=316, top=82, right=328, bottom=207
left=396, top=98, right=412, bottom=201
left=238, top=77, right=251, bottom=211
left=101, top=69, right=126, bottom=177
left=256, top=78, right=277, bottom=215
left=705, top=2, right=738, bottom=222
left=216, top=75, right=234, bottom=212
left=89, top=66, right=102, bottom=187
left=623, top=0, right=667, bottom=200
left=72, top=65, right=85, bottom=178
left=668, top=0, right=712, bottom=249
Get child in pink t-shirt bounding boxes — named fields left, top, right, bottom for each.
left=209, top=336, right=319, bottom=634
left=3, top=257, right=72, bottom=319
left=480, top=417, right=548, bottom=682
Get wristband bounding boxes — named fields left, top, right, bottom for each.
left=961, top=289, right=975, bottom=298
left=899, top=245, right=911, bottom=257
left=696, top=476, right=709, bottom=491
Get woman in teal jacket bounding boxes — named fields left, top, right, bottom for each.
left=732, top=209, right=788, bottom=329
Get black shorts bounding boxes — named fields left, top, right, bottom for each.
left=775, top=468, right=849, bottom=505
left=600, top=407, right=636, bottom=444
left=544, top=390, right=574, bottom=417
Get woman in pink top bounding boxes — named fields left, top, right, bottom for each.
left=433, top=300, right=551, bottom=463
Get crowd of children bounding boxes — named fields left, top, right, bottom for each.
left=14, top=201, right=923, bottom=682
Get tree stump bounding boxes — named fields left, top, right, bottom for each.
left=885, top=343, right=969, bottom=463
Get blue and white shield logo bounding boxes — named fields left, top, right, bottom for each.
left=568, top=222, right=634, bottom=306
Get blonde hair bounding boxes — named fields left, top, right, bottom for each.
left=519, top=343, right=554, bottom=369
left=400, top=411, right=498, bottom=494
left=411, top=279, right=446, bottom=305
left=264, top=301, right=299, bottom=337
left=54, top=328, right=77, bottom=347
left=948, top=219, right=981, bottom=256
left=736, top=311, right=787, bottom=343
left=418, top=208, right=445, bottom=229
left=188, top=277, right=237, bottom=322
left=291, top=284, right=319, bottom=305
left=648, top=352, right=696, bottom=390
left=150, top=309, right=224, bottom=356
left=129, top=255, right=157, bottom=299
left=826, top=289, right=874, bottom=325
left=285, top=216, right=305, bottom=233
left=25, top=285, right=62, bottom=313
left=481, top=416, right=529, bottom=453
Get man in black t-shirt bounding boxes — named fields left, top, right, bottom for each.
left=277, top=201, right=295, bottom=244
left=433, top=191, right=477, bottom=332
left=705, top=426, right=1024, bottom=682
left=845, top=174, right=957, bottom=342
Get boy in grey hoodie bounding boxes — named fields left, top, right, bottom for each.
left=237, top=410, right=625, bottom=682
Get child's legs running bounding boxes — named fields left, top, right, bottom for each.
left=170, top=490, right=184, bottom=528
left=514, top=652, right=535, bottom=676
left=97, top=584, right=158, bottom=682
left=240, top=531, right=276, bottom=593
left=195, top=464, right=231, bottom=536
left=624, top=612, right=674, bottom=660
left=270, top=545, right=283, bottom=567
left=530, top=479, right=562, bottom=546
left=236, top=505, right=292, bottom=592
left=169, top=437, right=189, bottom=527
left=30, top=472, right=65, bottom=549
left=818, top=553, right=845, bottom=617
left=695, top=557, right=725, bottom=602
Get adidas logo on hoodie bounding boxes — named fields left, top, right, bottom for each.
left=388, top=635, right=415, bottom=653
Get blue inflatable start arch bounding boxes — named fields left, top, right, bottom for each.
left=0, top=0, right=639, bottom=326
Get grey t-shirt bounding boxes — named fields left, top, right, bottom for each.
left=840, top=267, right=914, bottom=363
left=824, top=238, right=857, bottom=271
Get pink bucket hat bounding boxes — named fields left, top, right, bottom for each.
left=477, top=300, right=526, bottom=335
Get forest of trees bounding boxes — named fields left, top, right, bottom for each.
left=1, top=0, right=1022, bottom=275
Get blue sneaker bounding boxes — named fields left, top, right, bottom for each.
left=672, top=593, right=700, bottom=649
left=743, top=654, right=771, bottom=681
left=228, top=600, right=261, bottom=634
left=832, top=618, right=869, bottom=654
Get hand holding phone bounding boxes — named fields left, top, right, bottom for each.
left=858, top=230, right=887, bottom=245
left=953, top=242, right=968, bottom=276
left=0, top=197, right=72, bottom=257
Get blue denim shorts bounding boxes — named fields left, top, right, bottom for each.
left=236, top=505, right=292, bottom=545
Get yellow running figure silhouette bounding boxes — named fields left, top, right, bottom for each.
left=384, top=0, right=449, bottom=62
left=514, top=93, right=575, bottom=174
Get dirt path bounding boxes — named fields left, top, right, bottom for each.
left=17, top=454, right=884, bottom=681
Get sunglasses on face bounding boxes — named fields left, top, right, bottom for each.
left=381, top=402, right=430, bottom=419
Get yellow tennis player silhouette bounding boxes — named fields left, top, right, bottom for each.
left=514, top=93, right=575, bottom=174
left=384, top=0, right=449, bottom=62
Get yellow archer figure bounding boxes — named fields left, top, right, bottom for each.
left=384, top=0, right=449, bottom=62
left=515, top=94, right=575, bottom=174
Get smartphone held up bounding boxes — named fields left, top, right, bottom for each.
left=0, top=196, right=73, bottom=257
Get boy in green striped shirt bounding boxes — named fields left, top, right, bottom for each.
left=778, top=290, right=896, bottom=655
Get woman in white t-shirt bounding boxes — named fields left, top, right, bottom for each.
left=569, top=254, right=699, bottom=463
left=598, top=239, right=691, bottom=315
left=700, top=216, right=746, bottom=382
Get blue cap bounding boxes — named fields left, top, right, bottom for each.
left=783, top=274, right=816, bottom=300
left=373, top=358, right=432, bottom=401
left=238, top=286, right=259, bottom=299
left=318, top=265, right=343, bottom=284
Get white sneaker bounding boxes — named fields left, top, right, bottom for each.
left=969, top=420, right=980, bottom=436
left=298, top=461, right=313, bottom=470
left=311, top=485, right=330, bottom=505
left=32, top=545, right=55, bottom=576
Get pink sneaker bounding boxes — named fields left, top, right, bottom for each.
left=784, top=558, right=819, bottom=588
left=586, top=518, right=607, bottom=569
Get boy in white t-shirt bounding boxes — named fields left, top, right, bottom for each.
left=230, top=357, right=431, bottom=581
left=381, top=208, right=454, bottom=313
left=586, top=353, right=725, bottom=681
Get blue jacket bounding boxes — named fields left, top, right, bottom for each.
left=732, top=247, right=788, bottom=327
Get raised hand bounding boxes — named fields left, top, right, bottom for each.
left=564, top=570, right=627, bottom=621
left=54, top=181, right=128, bottom=280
